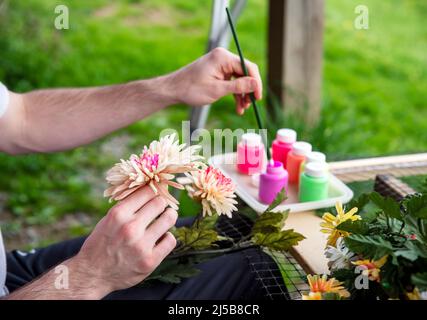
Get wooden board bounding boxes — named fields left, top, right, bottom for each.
left=285, top=211, right=329, bottom=275
left=329, top=153, right=427, bottom=182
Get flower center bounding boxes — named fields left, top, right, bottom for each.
left=205, top=166, right=233, bottom=188
left=135, top=151, right=160, bottom=170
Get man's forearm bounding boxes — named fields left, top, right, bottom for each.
left=0, top=49, right=264, bottom=154
left=0, top=75, right=178, bottom=154
left=4, top=257, right=110, bottom=300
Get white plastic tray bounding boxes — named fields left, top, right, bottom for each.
left=208, top=153, right=353, bottom=213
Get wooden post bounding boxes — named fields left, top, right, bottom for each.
left=267, top=0, right=324, bottom=124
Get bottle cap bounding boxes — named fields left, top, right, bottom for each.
left=276, top=128, right=297, bottom=143
left=305, top=162, right=328, bottom=178
left=241, top=133, right=263, bottom=147
left=306, top=151, right=326, bottom=164
left=266, top=160, right=285, bottom=174
left=292, top=141, right=312, bottom=156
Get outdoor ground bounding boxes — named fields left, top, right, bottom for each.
left=0, top=0, right=426, bottom=249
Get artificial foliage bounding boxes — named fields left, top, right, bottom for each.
left=144, top=189, right=305, bottom=285
left=306, top=192, right=427, bottom=300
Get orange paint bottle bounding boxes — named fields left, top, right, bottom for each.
left=286, top=141, right=312, bottom=184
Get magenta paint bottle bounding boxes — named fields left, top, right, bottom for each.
left=272, top=129, right=297, bottom=168
left=236, top=133, right=265, bottom=175
left=259, top=160, right=289, bottom=204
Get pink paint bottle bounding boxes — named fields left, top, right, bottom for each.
left=259, top=160, right=288, bottom=204
left=272, top=128, right=297, bottom=168
left=286, top=141, right=312, bottom=185
left=236, top=133, right=265, bottom=175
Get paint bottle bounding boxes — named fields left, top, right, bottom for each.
left=286, top=141, right=312, bottom=184
left=299, top=162, right=329, bottom=202
left=300, top=151, right=326, bottom=175
left=236, top=133, right=265, bottom=175
left=272, top=128, right=297, bottom=168
left=259, top=160, right=288, bottom=204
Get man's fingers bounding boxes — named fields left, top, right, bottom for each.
left=118, top=195, right=168, bottom=244
left=239, top=60, right=262, bottom=100
left=225, top=52, right=263, bottom=100
left=224, top=77, right=258, bottom=96
left=234, top=94, right=250, bottom=115
left=105, top=186, right=158, bottom=233
left=234, top=94, right=244, bottom=115
left=153, top=232, right=177, bottom=260
left=134, top=195, right=168, bottom=227
left=225, top=77, right=262, bottom=115
left=145, top=208, right=178, bottom=245
left=246, top=61, right=262, bottom=100
left=113, top=185, right=157, bottom=218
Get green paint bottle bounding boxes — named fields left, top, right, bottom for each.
left=300, top=151, right=326, bottom=175
left=299, top=162, right=329, bottom=202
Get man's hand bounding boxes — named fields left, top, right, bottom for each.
left=6, top=185, right=177, bottom=300
left=168, top=47, right=263, bottom=115
left=73, top=185, right=177, bottom=297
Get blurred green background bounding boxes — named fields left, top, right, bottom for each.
left=0, top=0, right=426, bottom=248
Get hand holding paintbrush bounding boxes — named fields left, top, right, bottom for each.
left=225, top=7, right=272, bottom=163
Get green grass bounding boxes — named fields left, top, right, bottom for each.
left=0, top=0, right=426, bottom=242
left=322, top=0, right=427, bottom=158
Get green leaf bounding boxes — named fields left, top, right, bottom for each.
left=403, top=240, right=427, bottom=259
left=370, top=192, right=403, bottom=221
left=394, top=249, right=419, bottom=262
left=336, top=219, right=369, bottom=235
left=405, top=194, right=427, bottom=219
left=143, top=259, right=201, bottom=284
left=196, top=215, right=218, bottom=229
left=175, top=227, right=219, bottom=250
left=330, top=268, right=355, bottom=282
left=344, top=234, right=393, bottom=260
left=411, top=272, right=427, bottom=290
left=252, top=210, right=289, bottom=234
left=265, top=188, right=287, bottom=213
left=348, top=193, right=371, bottom=211
left=252, top=229, right=305, bottom=251
left=348, top=193, right=380, bottom=223
left=322, top=292, right=343, bottom=300
left=361, top=208, right=381, bottom=224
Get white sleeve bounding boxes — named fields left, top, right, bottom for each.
left=0, top=82, right=10, bottom=118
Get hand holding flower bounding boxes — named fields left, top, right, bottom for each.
left=104, top=133, right=203, bottom=209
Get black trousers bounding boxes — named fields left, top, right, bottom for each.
left=5, top=218, right=272, bottom=300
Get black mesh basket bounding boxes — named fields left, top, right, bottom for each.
left=216, top=213, right=309, bottom=300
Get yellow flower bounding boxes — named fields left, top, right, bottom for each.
left=352, top=255, right=388, bottom=282
left=302, top=274, right=350, bottom=300
left=407, top=287, right=424, bottom=300
left=302, top=292, right=322, bottom=300
left=321, top=202, right=361, bottom=247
